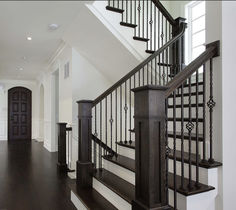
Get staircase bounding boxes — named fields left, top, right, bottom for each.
left=69, top=1, right=222, bottom=210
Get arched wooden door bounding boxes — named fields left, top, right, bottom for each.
left=8, top=87, right=32, bottom=140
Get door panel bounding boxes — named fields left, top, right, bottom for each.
left=8, top=87, right=32, bottom=140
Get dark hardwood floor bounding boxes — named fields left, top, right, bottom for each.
left=0, top=140, right=76, bottom=210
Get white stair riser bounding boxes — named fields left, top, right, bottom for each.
left=168, top=107, right=204, bottom=119
left=71, top=191, right=87, bottom=210
left=103, top=159, right=217, bottom=210
left=93, top=178, right=131, bottom=210
left=169, top=188, right=216, bottom=210
left=118, top=144, right=135, bottom=159
left=168, top=159, right=218, bottom=187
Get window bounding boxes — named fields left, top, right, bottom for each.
left=186, top=1, right=206, bottom=64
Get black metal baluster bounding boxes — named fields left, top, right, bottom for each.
left=115, top=89, right=118, bottom=154
left=105, top=97, right=108, bottom=155
left=124, top=81, right=128, bottom=144
left=208, top=58, right=215, bottom=164
left=155, top=57, right=157, bottom=85
left=143, top=0, right=144, bottom=38
left=139, top=69, right=141, bottom=87
left=94, top=106, right=97, bottom=169
left=146, top=0, right=148, bottom=42
left=187, top=77, right=194, bottom=190
left=126, top=0, right=128, bottom=23
left=173, top=90, right=177, bottom=210
left=134, top=0, right=137, bottom=36
left=180, top=84, right=185, bottom=190
left=120, top=85, right=123, bottom=143
left=122, top=0, right=124, bottom=22
left=110, top=93, right=113, bottom=153
left=99, top=102, right=102, bottom=169
left=201, top=64, right=207, bottom=163
left=154, top=5, right=156, bottom=51
left=149, top=1, right=153, bottom=51
left=161, top=14, right=164, bottom=48
left=142, top=67, right=145, bottom=86
left=138, top=0, right=141, bottom=37
left=195, top=69, right=200, bottom=187
left=129, top=78, right=132, bottom=144
left=165, top=98, right=169, bottom=205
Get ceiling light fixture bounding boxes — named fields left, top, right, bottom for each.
left=18, top=67, right=23, bottom=71
left=27, top=36, right=32, bottom=41
left=48, top=23, right=59, bottom=30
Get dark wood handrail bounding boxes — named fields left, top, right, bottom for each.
left=92, top=134, right=117, bottom=155
left=151, top=0, right=176, bottom=26
left=93, top=23, right=187, bottom=107
left=165, top=41, right=220, bottom=97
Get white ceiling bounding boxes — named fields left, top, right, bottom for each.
left=0, top=1, right=83, bottom=80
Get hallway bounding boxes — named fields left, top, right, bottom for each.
left=0, top=140, right=76, bottom=210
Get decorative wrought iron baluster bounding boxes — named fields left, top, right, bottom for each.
left=94, top=106, right=98, bottom=169
left=138, top=0, right=141, bottom=37
left=124, top=81, right=128, bottom=144
left=129, top=78, right=132, bottom=144
left=165, top=98, right=169, bottom=204
left=207, top=58, right=215, bottom=164
left=110, top=93, right=113, bottom=152
left=186, top=77, right=194, bottom=190
left=149, top=2, right=153, bottom=51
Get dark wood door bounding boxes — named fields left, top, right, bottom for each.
left=8, top=87, right=32, bottom=140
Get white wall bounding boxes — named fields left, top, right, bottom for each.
left=0, top=79, right=38, bottom=141
left=71, top=48, right=112, bottom=169
left=39, top=44, right=73, bottom=152
left=221, top=2, right=236, bottom=210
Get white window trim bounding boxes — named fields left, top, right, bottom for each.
left=185, top=1, right=206, bottom=64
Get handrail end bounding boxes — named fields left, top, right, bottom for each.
left=206, top=40, right=220, bottom=58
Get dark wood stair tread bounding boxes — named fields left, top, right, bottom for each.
left=168, top=103, right=204, bottom=108
left=93, top=169, right=135, bottom=203
left=168, top=131, right=203, bottom=141
left=146, top=50, right=155, bottom=54
left=133, top=36, right=149, bottom=42
left=168, top=91, right=204, bottom=98
left=168, top=118, right=203, bottom=122
left=70, top=181, right=117, bottom=210
left=103, top=155, right=215, bottom=196
left=103, top=154, right=135, bottom=171
left=128, top=130, right=204, bottom=141
left=120, top=22, right=137, bottom=28
left=106, top=6, right=124, bottom=13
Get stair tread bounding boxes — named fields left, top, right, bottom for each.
left=106, top=6, right=124, bottom=13
left=116, top=142, right=222, bottom=169
left=70, top=181, right=117, bottom=210
left=120, top=22, right=137, bottom=28
left=168, top=103, right=204, bottom=108
left=133, top=36, right=149, bottom=42
left=168, top=118, right=203, bottom=122
left=168, top=92, right=204, bottom=98
left=93, top=168, right=135, bottom=203
left=103, top=155, right=215, bottom=196
left=128, top=130, right=204, bottom=141
left=146, top=50, right=155, bottom=54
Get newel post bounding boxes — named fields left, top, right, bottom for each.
left=57, top=122, right=68, bottom=172
left=172, top=17, right=186, bottom=76
left=132, top=85, right=170, bottom=210
left=76, top=100, right=93, bottom=188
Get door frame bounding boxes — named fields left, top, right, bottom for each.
left=8, top=86, right=32, bottom=141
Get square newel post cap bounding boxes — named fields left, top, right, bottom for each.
left=76, top=100, right=94, bottom=104
left=132, top=85, right=168, bottom=93
left=57, top=122, right=67, bottom=125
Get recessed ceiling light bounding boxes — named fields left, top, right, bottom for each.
left=18, top=67, right=23, bottom=71
left=27, top=36, right=32, bottom=41
left=48, top=23, right=59, bottom=30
